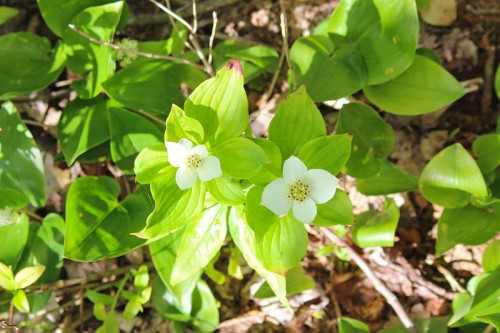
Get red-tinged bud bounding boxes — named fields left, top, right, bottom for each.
left=226, top=58, right=243, bottom=76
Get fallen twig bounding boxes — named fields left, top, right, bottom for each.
left=322, top=228, right=420, bottom=333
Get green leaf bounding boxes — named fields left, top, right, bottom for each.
left=290, top=35, right=367, bottom=101
left=150, top=228, right=201, bottom=314
left=14, top=265, right=45, bottom=289
left=228, top=206, right=289, bottom=306
left=96, top=312, right=119, bottom=333
left=0, top=262, right=15, bottom=290
left=495, top=64, right=500, bottom=98
left=0, top=189, right=29, bottom=209
left=315, top=190, right=354, bottom=226
left=254, top=265, right=314, bottom=298
left=269, top=86, right=326, bottom=159
left=63, top=1, right=123, bottom=98
left=363, top=55, right=465, bottom=115
left=338, top=317, right=370, bottom=333
left=475, top=302, right=500, bottom=332
left=206, top=177, right=245, bottom=206
left=0, top=213, right=28, bottom=268
left=104, top=60, right=207, bottom=117
left=328, top=0, right=418, bottom=85
left=134, top=144, right=168, bottom=184
left=108, top=107, right=163, bottom=173
left=356, top=160, right=418, bottom=195
left=137, top=167, right=205, bottom=240
left=298, top=134, right=352, bottom=175
left=37, top=0, right=118, bottom=37
left=419, top=144, right=488, bottom=208
left=152, top=276, right=192, bottom=322
left=0, top=102, right=45, bottom=207
left=211, top=137, right=267, bottom=179
left=352, top=199, right=399, bottom=248
left=213, top=40, right=279, bottom=82
left=336, top=102, right=394, bottom=178
left=171, top=205, right=227, bottom=285
left=380, top=317, right=449, bottom=333
left=473, top=134, right=500, bottom=177
left=483, top=240, right=500, bottom=272
left=12, top=289, right=30, bottom=313
left=166, top=104, right=204, bottom=144
left=64, top=176, right=150, bottom=261
left=185, top=59, right=248, bottom=143
left=0, top=6, right=18, bottom=25
left=58, top=97, right=110, bottom=165
left=255, top=215, right=308, bottom=274
left=86, top=290, right=115, bottom=306
left=245, top=186, right=279, bottom=237
left=0, top=33, right=66, bottom=100
left=248, top=138, right=282, bottom=186
left=190, top=280, right=220, bottom=333
left=435, top=204, right=500, bottom=257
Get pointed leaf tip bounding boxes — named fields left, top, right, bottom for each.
left=227, top=59, right=243, bottom=76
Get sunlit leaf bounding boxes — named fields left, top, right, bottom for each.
left=352, top=199, right=399, bottom=248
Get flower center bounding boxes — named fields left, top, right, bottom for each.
left=186, top=154, right=202, bottom=171
left=287, top=180, right=311, bottom=203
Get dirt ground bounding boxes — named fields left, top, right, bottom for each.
left=1, top=0, right=499, bottom=332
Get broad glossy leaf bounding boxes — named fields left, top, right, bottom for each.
left=211, top=137, right=267, bottom=179
left=137, top=167, right=205, bottom=240
left=14, top=265, right=45, bottom=289
left=0, top=189, right=28, bottom=209
left=185, top=59, right=248, bottom=143
left=0, top=102, right=45, bottom=207
left=338, top=317, right=370, bottom=333
left=0, top=33, right=65, bottom=99
left=134, top=144, right=168, bottom=184
left=435, top=204, right=500, bottom=257
left=190, top=280, right=219, bottom=333
left=0, top=262, right=15, bottom=290
left=483, top=240, right=500, bottom=272
left=472, top=134, right=500, bottom=176
left=254, top=265, right=314, bottom=298
left=0, top=213, right=28, bottom=268
left=166, top=104, right=204, bottom=144
left=37, top=0, right=117, bottom=37
left=419, top=144, right=488, bottom=208
left=328, top=0, right=418, bottom=85
left=255, top=215, right=308, bottom=274
left=356, top=160, right=418, bottom=195
left=269, top=86, right=326, bottom=159
left=171, top=205, right=227, bottom=285
left=298, top=134, right=352, bottom=175
left=63, top=1, right=123, bottom=98
left=248, top=138, right=282, bottom=186
left=228, top=206, right=288, bottom=306
left=150, top=228, right=201, bottom=314
left=152, top=277, right=191, bottom=322
left=108, top=107, right=163, bottom=173
left=64, top=176, right=150, bottom=261
left=363, top=55, right=465, bottom=115
left=315, top=190, right=354, bottom=226
left=0, top=6, right=18, bottom=25
left=290, top=35, right=367, bottom=101
left=245, top=186, right=279, bottom=237
left=58, top=97, right=110, bottom=165
left=213, top=40, right=279, bottom=82
left=475, top=303, right=500, bottom=332
left=104, top=61, right=207, bottom=117
left=336, top=103, right=394, bottom=178
left=352, top=199, right=399, bottom=248
left=206, top=177, right=245, bottom=205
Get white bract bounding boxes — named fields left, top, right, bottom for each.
left=261, top=156, right=339, bottom=224
left=165, top=138, right=222, bottom=190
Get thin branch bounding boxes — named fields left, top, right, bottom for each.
left=263, top=30, right=286, bottom=101
left=322, top=228, right=419, bottom=333
left=208, top=11, right=218, bottom=65
left=192, top=0, right=198, bottom=33
left=279, top=12, right=296, bottom=91
left=148, top=0, right=193, bottom=32
left=68, top=24, right=204, bottom=70
left=436, top=263, right=466, bottom=293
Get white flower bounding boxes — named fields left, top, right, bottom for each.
left=261, top=156, right=339, bottom=224
left=165, top=138, right=222, bottom=190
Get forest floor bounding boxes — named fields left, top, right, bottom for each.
left=1, top=0, right=499, bottom=332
